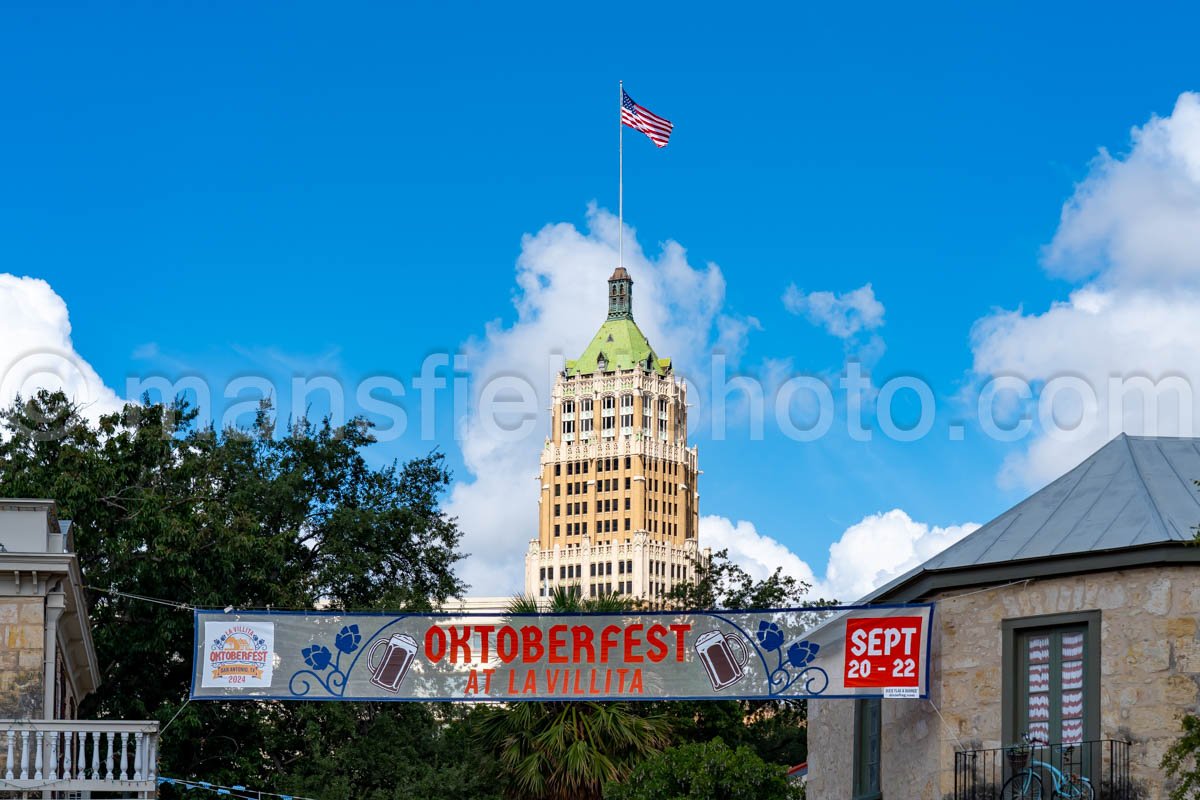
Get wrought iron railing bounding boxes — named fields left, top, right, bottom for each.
left=953, top=738, right=1133, bottom=799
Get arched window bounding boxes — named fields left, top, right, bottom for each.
left=580, top=397, right=594, bottom=438
left=561, top=400, right=575, bottom=442
left=601, top=395, right=616, bottom=437
left=620, top=394, right=634, bottom=435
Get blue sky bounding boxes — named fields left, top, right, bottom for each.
left=4, top=2, right=1200, bottom=596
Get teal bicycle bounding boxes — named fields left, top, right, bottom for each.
left=1001, top=734, right=1095, bottom=799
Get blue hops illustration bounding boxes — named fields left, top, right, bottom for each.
left=334, top=624, right=362, bottom=654
left=302, top=644, right=333, bottom=670
left=787, top=640, right=820, bottom=668
left=756, top=620, right=785, bottom=652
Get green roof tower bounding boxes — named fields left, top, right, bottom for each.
left=526, top=267, right=703, bottom=603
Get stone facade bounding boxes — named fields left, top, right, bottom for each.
left=0, top=595, right=45, bottom=718
left=807, top=565, right=1200, bottom=799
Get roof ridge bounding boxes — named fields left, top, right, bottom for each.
left=1147, top=438, right=1200, bottom=539
left=1057, top=448, right=1134, bottom=547
left=1122, top=434, right=1173, bottom=540
left=997, top=453, right=1100, bottom=560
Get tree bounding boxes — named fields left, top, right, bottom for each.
left=643, top=549, right=831, bottom=771
left=665, top=547, right=834, bottom=611
left=1162, top=714, right=1200, bottom=800
left=603, top=738, right=803, bottom=800
left=471, top=589, right=673, bottom=800
left=0, top=390, right=481, bottom=798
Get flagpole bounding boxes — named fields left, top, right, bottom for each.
left=618, top=79, right=624, bottom=268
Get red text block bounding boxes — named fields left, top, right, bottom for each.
left=843, top=616, right=923, bottom=688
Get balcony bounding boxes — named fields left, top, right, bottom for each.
left=953, top=738, right=1132, bottom=799
left=1, top=719, right=159, bottom=798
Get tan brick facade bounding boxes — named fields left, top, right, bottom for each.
left=524, top=268, right=703, bottom=601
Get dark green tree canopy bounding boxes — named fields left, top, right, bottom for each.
left=603, top=737, right=803, bottom=800
left=0, top=390, right=487, bottom=798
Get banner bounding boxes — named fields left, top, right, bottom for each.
left=190, top=603, right=933, bottom=702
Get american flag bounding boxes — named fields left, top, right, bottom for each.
left=621, top=89, right=673, bottom=148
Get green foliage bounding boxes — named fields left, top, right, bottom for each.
left=602, top=738, right=803, bottom=800
left=0, top=390, right=484, bottom=798
left=649, top=549, right=827, bottom=770
left=475, top=701, right=672, bottom=800
left=473, top=587, right=670, bottom=800
left=665, top=547, right=834, bottom=611
left=508, top=585, right=635, bottom=615
left=1163, top=713, right=1200, bottom=800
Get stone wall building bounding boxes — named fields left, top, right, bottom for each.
left=1, top=498, right=160, bottom=797
left=524, top=267, right=706, bottom=601
left=0, top=498, right=98, bottom=720
left=806, top=434, right=1200, bottom=800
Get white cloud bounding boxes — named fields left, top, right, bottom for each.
left=700, top=509, right=978, bottom=603
left=0, top=274, right=122, bottom=421
left=1043, top=92, right=1200, bottom=288
left=783, top=283, right=885, bottom=338
left=971, top=92, right=1200, bottom=488
left=782, top=282, right=886, bottom=365
left=448, top=205, right=752, bottom=595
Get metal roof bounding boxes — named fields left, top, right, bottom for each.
left=564, top=317, right=668, bottom=377
left=867, top=434, right=1200, bottom=602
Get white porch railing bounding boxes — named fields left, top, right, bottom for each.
left=1, top=718, right=158, bottom=797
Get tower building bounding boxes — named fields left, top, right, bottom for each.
left=524, top=267, right=702, bottom=601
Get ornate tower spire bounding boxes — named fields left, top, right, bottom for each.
left=526, top=261, right=700, bottom=604
left=607, top=267, right=633, bottom=320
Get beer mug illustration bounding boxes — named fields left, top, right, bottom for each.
left=694, top=629, right=749, bottom=691
left=366, top=633, right=418, bottom=693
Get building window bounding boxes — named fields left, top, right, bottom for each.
left=554, top=524, right=560, bottom=537
left=601, top=395, right=616, bottom=437
left=642, top=394, right=652, bottom=435
left=580, top=398, right=594, bottom=439
left=554, top=464, right=561, bottom=476
left=554, top=504, right=560, bottom=517
left=853, top=698, right=881, bottom=799
left=1003, top=611, right=1100, bottom=752
left=625, top=456, right=631, bottom=469
left=625, top=477, right=631, bottom=490
left=624, top=519, right=630, bottom=530
left=620, top=394, right=634, bottom=434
